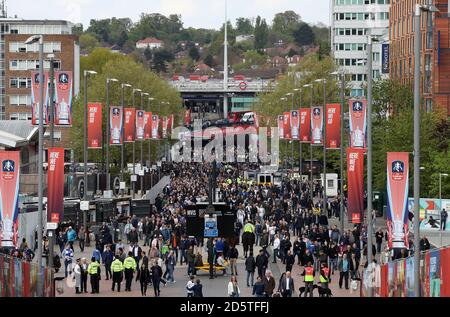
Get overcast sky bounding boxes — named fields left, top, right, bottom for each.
left=7, top=0, right=330, bottom=29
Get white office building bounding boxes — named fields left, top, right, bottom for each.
left=330, top=0, right=390, bottom=97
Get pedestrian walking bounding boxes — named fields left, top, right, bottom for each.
left=88, top=257, right=101, bottom=294
left=124, top=252, right=137, bottom=291
left=111, top=255, right=124, bottom=292
left=227, top=275, right=240, bottom=297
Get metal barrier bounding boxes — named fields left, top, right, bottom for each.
left=0, top=253, right=54, bottom=297
left=361, top=245, right=450, bottom=297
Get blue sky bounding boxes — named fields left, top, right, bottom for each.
left=8, top=0, right=330, bottom=29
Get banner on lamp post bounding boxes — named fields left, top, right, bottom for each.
left=349, top=99, right=367, bottom=149
left=54, top=71, right=73, bottom=126
left=151, top=114, right=160, bottom=139
left=386, top=152, right=410, bottom=250
left=124, top=108, right=136, bottom=142
left=283, top=112, right=291, bottom=140
left=185, top=109, right=191, bottom=126
left=87, top=103, right=102, bottom=149
left=162, top=116, right=168, bottom=139
left=347, top=148, right=365, bottom=224
left=326, top=104, right=341, bottom=149
left=47, top=148, right=64, bottom=223
left=299, top=108, right=311, bottom=143
left=278, top=115, right=285, bottom=140
left=144, top=112, right=152, bottom=140
left=311, top=106, right=323, bottom=145
left=290, top=110, right=300, bottom=140
left=31, top=71, right=49, bottom=126
left=0, top=151, right=20, bottom=247
left=136, top=110, right=145, bottom=140
left=110, top=106, right=123, bottom=146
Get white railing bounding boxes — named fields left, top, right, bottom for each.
left=168, top=79, right=276, bottom=93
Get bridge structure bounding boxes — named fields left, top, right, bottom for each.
left=168, top=78, right=276, bottom=121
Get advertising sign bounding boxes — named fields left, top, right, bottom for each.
left=278, top=115, right=284, bottom=140
left=54, top=71, right=73, bottom=126
left=386, top=152, right=410, bottom=249
left=87, top=103, right=102, bottom=149
left=347, top=148, right=365, bottom=224
left=144, top=112, right=152, bottom=140
left=136, top=110, right=145, bottom=140
left=290, top=110, right=300, bottom=140
left=151, top=114, right=159, bottom=140
left=0, top=151, right=20, bottom=247
left=31, top=71, right=49, bottom=126
left=299, top=108, right=311, bottom=143
left=124, top=108, right=136, bottom=142
left=349, top=99, right=367, bottom=148
left=110, top=106, right=123, bottom=145
left=311, top=106, right=323, bottom=145
left=326, top=104, right=341, bottom=149
left=204, top=215, right=219, bottom=238
left=47, top=148, right=64, bottom=222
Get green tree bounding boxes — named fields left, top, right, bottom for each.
left=189, top=46, right=200, bottom=61
left=152, top=49, right=175, bottom=73
left=293, top=23, right=315, bottom=46
left=144, top=47, right=153, bottom=61
left=204, top=54, right=215, bottom=67
left=254, top=16, right=269, bottom=50
left=272, top=11, right=301, bottom=35
left=236, top=17, right=254, bottom=35
left=79, top=33, right=100, bottom=53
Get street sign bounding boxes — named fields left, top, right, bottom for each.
left=50, top=213, right=60, bottom=223
left=131, top=175, right=137, bottom=182
left=138, top=169, right=145, bottom=176
left=103, top=190, right=113, bottom=199
left=120, top=181, right=126, bottom=189
left=46, top=223, right=58, bottom=230
left=80, top=200, right=89, bottom=211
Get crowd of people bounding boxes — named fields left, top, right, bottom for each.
left=7, top=161, right=435, bottom=297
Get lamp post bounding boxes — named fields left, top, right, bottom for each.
left=48, top=53, right=55, bottom=148
left=105, top=78, right=118, bottom=194
left=140, top=92, right=149, bottom=197
left=331, top=70, right=346, bottom=234
left=286, top=92, right=294, bottom=170
left=120, top=83, right=132, bottom=196
left=83, top=70, right=97, bottom=230
left=131, top=88, right=142, bottom=199
left=303, top=83, right=314, bottom=204
left=148, top=97, right=155, bottom=167
left=25, top=35, right=44, bottom=267
left=297, top=88, right=303, bottom=179
left=280, top=97, right=288, bottom=168
left=413, top=3, right=439, bottom=298
left=315, top=79, right=327, bottom=216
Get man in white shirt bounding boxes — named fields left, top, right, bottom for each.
left=186, top=276, right=195, bottom=297
left=272, top=235, right=280, bottom=264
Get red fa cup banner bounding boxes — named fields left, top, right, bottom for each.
left=87, top=103, right=102, bottom=149
left=347, top=148, right=365, bottom=224
left=349, top=99, right=367, bottom=148
left=47, top=148, right=64, bottom=223
left=151, top=114, right=160, bottom=139
left=54, top=71, right=73, bottom=126
left=290, top=110, right=300, bottom=140
left=136, top=110, right=146, bottom=140
left=283, top=112, right=291, bottom=140
left=162, top=116, right=168, bottom=139
left=386, top=152, right=410, bottom=249
left=168, top=115, right=174, bottom=137
left=124, top=108, right=136, bottom=142
left=278, top=115, right=285, bottom=140
left=185, top=109, right=191, bottom=126
left=110, top=106, right=123, bottom=146
left=311, top=106, right=323, bottom=145
left=326, top=104, right=341, bottom=149
left=299, top=108, right=311, bottom=143
left=31, top=71, right=49, bottom=126
left=0, top=151, right=20, bottom=247
left=144, top=112, right=152, bottom=140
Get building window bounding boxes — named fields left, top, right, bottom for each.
left=10, top=78, right=18, bottom=88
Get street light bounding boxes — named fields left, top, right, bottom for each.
left=47, top=53, right=56, bottom=148
left=120, top=83, right=132, bottom=196
left=440, top=173, right=448, bottom=215
left=131, top=88, right=142, bottom=199
left=295, top=88, right=303, bottom=179
left=331, top=70, right=346, bottom=234
left=105, top=78, right=118, bottom=195
left=413, top=3, right=439, bottom=298
left=303, top=83, right=314, bottom=203
left=25, top=35, right=44, bottom=268
left=83, top=70, right=97, bottom=230
left=315, top=78, right=327, bottom=216
left=148, top=97, right=155, bottom=169
left=140, top=92, right=149, bottom=197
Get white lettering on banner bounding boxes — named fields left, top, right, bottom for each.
left=89, top=107, right=97, bottom=124
left=328, top=108, right=335, bottom=124
left=349, top=152, right=358, bottom=172
left=301, top=112, right=307, bottom=124
left=126, top=111, right=132, bottom=123
left=49, top=151, right=60, bottom=172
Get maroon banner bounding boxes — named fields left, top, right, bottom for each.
left=124, top=108, right=136, bottom=142
left=47, top=148, right=64, bottom=222
left=347, top=148, right=365, bottom=224
left=144, top=112, right=152, bottom=140
left=185, top=109, right=191, bottom=126
left=290, top=110, right=300, bottom=140
left=283, top=112, right=291, bottom=140
left=299, top=108, right=311, bottom=143
left=278, top=115, right=285, bottom=140
left=162, top=116, right=168, bottom=139
left=110, top=106, right=123, bottom=146
left=349, top=99, right=367, bottom=148
left=326, top=104, right=341, bottom=149
left=87, top=103, right=102, bottom=149
left=136, top=110, right=145, bottom=140
left=54, top=71, right=73, bottom=126
left=31, top=71, right=49, bottom=126
left=151, top=114, right=160, bottom=139
left=0, top=151, right=20, bottom=247
left=311, top=106, right=323, bottom=145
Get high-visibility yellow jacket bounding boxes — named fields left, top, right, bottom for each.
left=88, top=261, right=100, bottom=275
left=123, top=256, right=137, bottom=271
left=111, top=259, right=124, bottom=273
left=244, top=223, right=255, bottom=233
